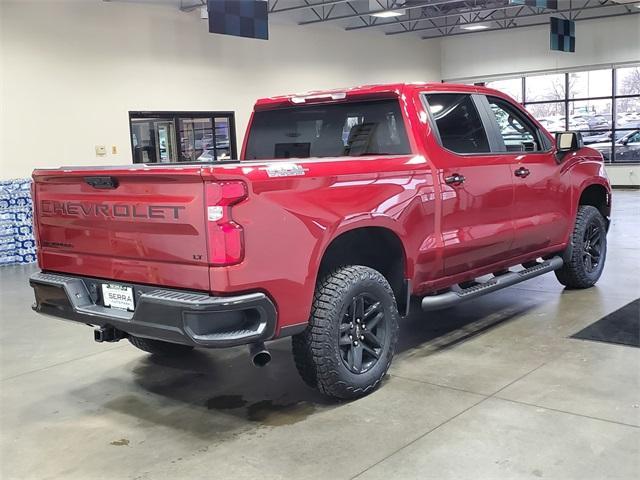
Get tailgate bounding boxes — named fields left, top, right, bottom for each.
left=33, top=166, right=210, bottom=291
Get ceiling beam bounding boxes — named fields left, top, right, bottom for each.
left=297, top=0, right=473, bottom=25
left=348, top=2, right=522, bottom=31
left=269, top=0, right=352, bottom=14
left=421, top=9, right=640, bottom=39
left=387, top=1, right=624, bottom=35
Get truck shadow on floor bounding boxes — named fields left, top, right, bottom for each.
left=92, top=289, right=540, bottom=437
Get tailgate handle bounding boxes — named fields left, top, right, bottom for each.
left=84, top=176, right=119, bottom=189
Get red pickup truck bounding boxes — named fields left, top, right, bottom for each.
left=30, top=83, right=610, bottom=399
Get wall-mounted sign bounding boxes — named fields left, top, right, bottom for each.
left=207, top=0, right=269, bottom=40
left=550, top=17, right=575, bottom=52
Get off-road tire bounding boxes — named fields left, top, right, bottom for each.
left=555, top=205, right=607, bottom=289
left=128, top=335, right=195, bottom=356
left=292, top=265, right=399, bottom=400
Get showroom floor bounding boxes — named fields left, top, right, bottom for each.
left=1, top=190, right=639, bottom=480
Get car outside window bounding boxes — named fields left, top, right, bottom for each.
left=424, top=93, right=490, bottom=154
left=625, top=131, right=640, bottom=143
left=487, top=96, right=543, bottom=152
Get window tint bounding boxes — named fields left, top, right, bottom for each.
left=244, top=99, right=410, bottom=160
left=424, top=93, right=490, bottom=154
left=487, top=96, right=542, bottom=152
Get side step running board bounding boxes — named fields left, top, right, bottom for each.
left=421, top=256, right=564, bottom=311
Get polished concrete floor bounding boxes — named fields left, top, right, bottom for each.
left=1, top=190, right=639, bottom=480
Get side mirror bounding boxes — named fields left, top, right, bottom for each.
left=555, top=131, right=583, bottom=153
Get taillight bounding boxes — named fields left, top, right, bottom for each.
left=204, top=181, right=247, bottom=266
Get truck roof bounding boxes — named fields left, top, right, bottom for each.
left=254, top=82, right=511, bottom=109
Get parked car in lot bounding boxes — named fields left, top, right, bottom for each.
left=536, top=117, right=565, bottom=133
left=590, top=129, right=640, bottom=161
left=617, top=112, right=640, bottom=126
left=29, top=83, right=611, bottom=399
left=536, top=116, right=590, bottom=133
left=571, top=114, right=610, bottom=132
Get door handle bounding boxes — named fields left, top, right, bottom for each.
left=445, top=173, right=465, bottom=185
left=514, top=167, right=530, bottom=178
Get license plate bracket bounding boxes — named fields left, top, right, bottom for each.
left=101, top=283, right=135, bottom=311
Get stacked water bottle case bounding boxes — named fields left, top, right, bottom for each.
left=0, top=178, right=37, bottom=265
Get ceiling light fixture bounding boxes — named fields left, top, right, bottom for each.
left=461, top=24, right=490, bottom=31
left=371, top=10, right=405, bottom=18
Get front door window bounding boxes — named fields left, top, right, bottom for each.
left=487, top=97, right=542, bottom=152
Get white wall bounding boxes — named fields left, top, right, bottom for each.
left=440, top=14, right=640, bottom=81
left=0, top=0, right=441, bottom=179
left=605, top=165, right=640, bottom=188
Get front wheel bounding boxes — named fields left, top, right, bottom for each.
left=555, top=205, right=607, bottom=289
left=292, top=265, right=399, bottom=400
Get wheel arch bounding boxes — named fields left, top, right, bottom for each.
left=317, top=226, right=410, bottom=315
left=577, top=182, right=611, bottom=228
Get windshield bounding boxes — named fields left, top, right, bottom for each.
left=244, top=99, right=411, bottom=160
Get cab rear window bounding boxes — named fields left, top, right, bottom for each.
left=244, top=99, right=411, bottom=160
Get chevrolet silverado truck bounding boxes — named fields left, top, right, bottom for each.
left=29, top=83, right=611, bottom=399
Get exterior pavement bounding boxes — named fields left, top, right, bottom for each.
left=1, top=190, right=638, bottom=480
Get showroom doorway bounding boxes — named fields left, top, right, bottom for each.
left=129, top=111, right=237, bottom=163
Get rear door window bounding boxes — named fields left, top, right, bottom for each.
left=244, top=99, right=411, bottom=160
left=424, top=93, right=491, bottom=154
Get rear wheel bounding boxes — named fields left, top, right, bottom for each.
left=555, top=205, right=607, bottom=289
left=292, top=265, right=399, bottom=400
left=128, top=335, right=194, bottom=356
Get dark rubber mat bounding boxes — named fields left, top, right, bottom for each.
left=571, top=298, right=640, bottom=348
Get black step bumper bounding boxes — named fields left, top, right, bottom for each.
left=29, top=271, right=277, bottom=348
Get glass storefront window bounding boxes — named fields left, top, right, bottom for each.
left=525, top=73, right=565, bottom=102
left=568, top=99, right=612, bottom=133
left=590, top=130, right=640, bottom=163
left=525, top=102, right=566, bottom=134
left=486, top=78, right=522, bottom=102
left=616, top=67, right=640, bottom=96
left=616, top=97, right=640, bottom=129
left=569, top=69, right=612, bottom=99
left=129, top=112, right=236, bottom=164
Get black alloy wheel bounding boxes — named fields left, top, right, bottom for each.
left=339, top=293, right=387, bottom=374
left=582, top=223, right=603, bottom=273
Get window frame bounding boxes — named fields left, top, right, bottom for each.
left=421, top=92, right=552, bottom=157
left=243, top=98, right=413, bottom=160
left=420, top=92, right=501, bottom=156
left=128, top=110, right=237, bottom=164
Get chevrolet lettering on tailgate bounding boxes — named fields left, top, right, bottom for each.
left=40, top=200, right=186, bottom=220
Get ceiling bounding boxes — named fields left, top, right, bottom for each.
left=121, top=0, right=640, bottom=40
left=263, top=0, right=640, bottom=39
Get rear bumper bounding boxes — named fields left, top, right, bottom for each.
left=29, top=271, right=277, bottom=348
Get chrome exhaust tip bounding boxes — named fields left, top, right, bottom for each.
left=249, top=342, right=271, bottom=367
